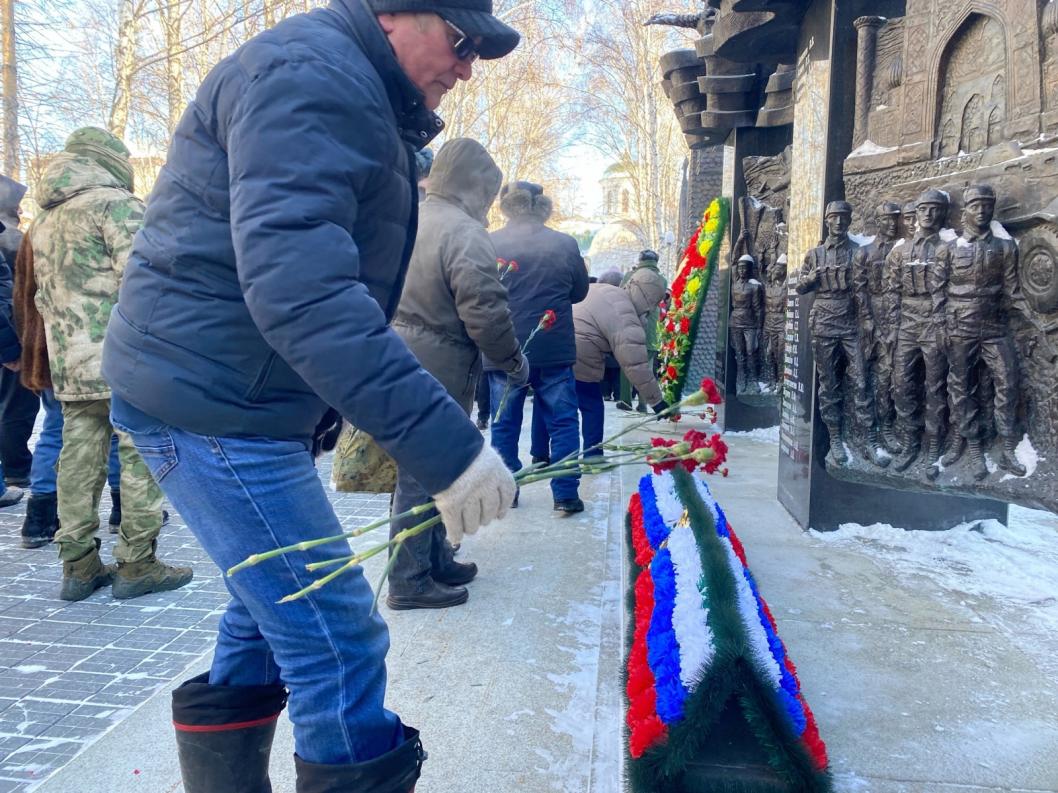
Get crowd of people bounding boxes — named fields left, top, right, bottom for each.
left=0, top=1, right=673, bottom=790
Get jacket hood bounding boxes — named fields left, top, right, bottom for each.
left=625, top=265, right=666, bottom=317
left=426, top=138, right=502, bottom=224
left=36, top=152, right=127, bottom=210
left=0, top=174, right=26, bottom=229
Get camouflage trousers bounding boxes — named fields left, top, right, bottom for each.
left=54, top=399, right=164, bottom=563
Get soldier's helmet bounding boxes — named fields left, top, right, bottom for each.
left=877, top=201, right=901, bottom=215
left=901, top=201, right=917, bottom=215
left=824, top=200, right=853, bottom=217
left=916, top=188, right=950, bottom=207
left=736, top=254, right=755, bottom=266
left=963, top=184, right=996, bottom=204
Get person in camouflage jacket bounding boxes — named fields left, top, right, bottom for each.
left=27, top=127, right=191, bottom=602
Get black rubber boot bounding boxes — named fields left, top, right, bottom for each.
left=295, top=726, right=426, bottom=793
left=21, top=493, right=58, bottom=549
left=173, top=672, right=288, bottom=793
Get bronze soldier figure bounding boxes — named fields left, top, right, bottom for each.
left=797, top=201, right=883, bottom=466
left=886, top=188, right=950, bottom=475
left=763, top=254, right=788, bottom=391
left=932, top=184, right=1030, bottom=481
left=901, top=201, right=917, bottom=243
left=854, top=201, right=902, bottom=453
left=730, top=254, right=765, bottom=392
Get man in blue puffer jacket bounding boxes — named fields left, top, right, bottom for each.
left=102, top=2, right=520, bottom=790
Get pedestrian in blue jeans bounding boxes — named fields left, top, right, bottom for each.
left=486, top=181, right=589, bottom=513
left=100, top=2, right=522, bottom=791
left=20, top=389, right=122, bottom=549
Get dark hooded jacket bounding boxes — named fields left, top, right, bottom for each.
left=102, top=0, right=484, bottom=494
left=393, top=138, right=521, bottom=408
left=485, top=184, right=588, bottom=370
left=0, top=175, right=26, bottom=363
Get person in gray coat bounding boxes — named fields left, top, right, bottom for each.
left=572, top=266, right=669, bottom=455
left=534, top=266, right=669, bottom=459
left=390, top=138, right=527, bottom=610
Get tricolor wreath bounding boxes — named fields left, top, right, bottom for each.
left=625, top=467, right=831, bottom=792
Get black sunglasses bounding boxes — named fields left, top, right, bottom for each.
left=443, top=19, right=479, bottom=63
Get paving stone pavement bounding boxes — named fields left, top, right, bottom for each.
left=0, top=430, right=390, bottom=792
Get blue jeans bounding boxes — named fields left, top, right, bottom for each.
left=31, top=390, right=120, bottom=496
left=576, top=380, right=605, bottom=458
left=530, top=380, right=605, bottom=460
left=489, top=366, right=580, bottom=500
left=112, top=407, right=403, bottom=765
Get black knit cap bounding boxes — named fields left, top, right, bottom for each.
left=368, top=0, right=521, bottom=59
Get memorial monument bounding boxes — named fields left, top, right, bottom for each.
left=655, top=0, right=1058, bottom=527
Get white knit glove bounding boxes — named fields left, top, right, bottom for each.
left=433, top=444, right=516, bottom=545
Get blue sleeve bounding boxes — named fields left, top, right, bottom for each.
left=226, top=60, right=481, bottom=494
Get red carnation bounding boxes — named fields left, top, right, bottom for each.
left=666, top=365, right=678, bottom=380
left=700, top=377, right=723, bottom=405
left=539, top=309, right=557, bottom=331
left=680, top=317, right=690, bottom=334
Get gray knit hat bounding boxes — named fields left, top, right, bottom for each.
left=367, top=0, right=520, bottom=59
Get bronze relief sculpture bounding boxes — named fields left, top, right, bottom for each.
left=730, top=254, right=765, bottom=393
left=797, top=201, right=887, bottom=468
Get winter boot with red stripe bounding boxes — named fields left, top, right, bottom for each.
left=294, top=725, right=427, bottom=793
left=172, top=672, right=288, bottom=792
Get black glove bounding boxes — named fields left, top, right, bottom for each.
left=652, top=399, right=670, bottom=416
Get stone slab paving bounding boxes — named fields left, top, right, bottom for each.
left=0, top=423, right=392, bottom=792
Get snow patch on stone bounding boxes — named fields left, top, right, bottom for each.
left=723, top=425, right=780, bottom=444
left=1001, top=434, right=1039, bottom=481
left=939, top=228, right=958, bottom=242
left=990, top=220, right=1012, bottom=240
left=812, top=508, right=1058, bottom=607
left=848, top=140, right=896, bottom=158
left=849, top=233, right=875, bottom=247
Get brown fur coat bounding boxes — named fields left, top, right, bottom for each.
left=13, top=234, right=52, bottom=391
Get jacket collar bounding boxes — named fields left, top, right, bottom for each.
left=328, top=0, right=444, bottom=148
left=824, top=233, right=849, bottom=250
left=962, top=226, right=993, bottom=243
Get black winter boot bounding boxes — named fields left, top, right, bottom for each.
left=430, top=538, right=477, bottom=587
left=108, top=488, right=121, bottom=534
left=387, top=578, right=468, bottom=610
left=295, top=726, right=426, bottom=793
left=21, top=493, right=58, bottom=549
left=173, top=672, right=288, bottom=793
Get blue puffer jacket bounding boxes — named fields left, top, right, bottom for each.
left=102, top=0, right=483, bottom=494
left=486, top=219, right=589, bottom=369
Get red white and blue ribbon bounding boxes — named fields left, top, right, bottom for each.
left=626, top=471, right=828, bottom=771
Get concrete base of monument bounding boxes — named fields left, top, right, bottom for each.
left=822, top=431, right=1057, bottom=520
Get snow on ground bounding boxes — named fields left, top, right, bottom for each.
left=723, top=425, right=780, bottom=444
left=811, top=507, right=1058, bottom=612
